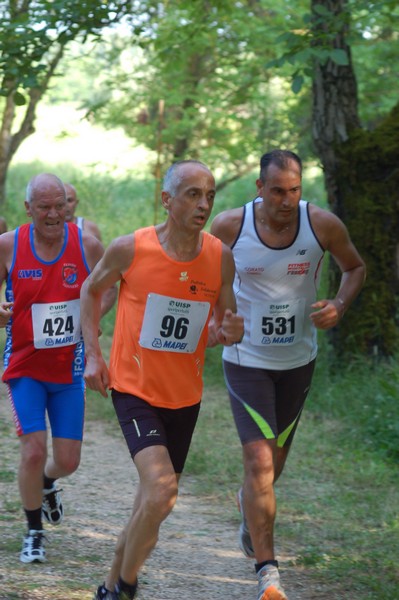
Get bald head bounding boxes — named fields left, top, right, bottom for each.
left=26, top=173, right=66, bottom=204
left=163, top=160, right=213, bottom=197
left=63, top=182, right=79, bottom=222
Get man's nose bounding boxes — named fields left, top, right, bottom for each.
left=198, top=194, right=210, bottom=209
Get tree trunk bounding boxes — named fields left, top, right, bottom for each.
left=311, top=0, right=360, bottom=212
left=332, top=105, right=399, bottom=356
left=311, top=0, right=399, bottom=357
left=0, top=44, right=65, bottom=206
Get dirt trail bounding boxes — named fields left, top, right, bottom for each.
left=0, top=396, right=329, bottom=600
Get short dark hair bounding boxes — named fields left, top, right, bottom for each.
left=259, top=150, right=302, bottom=181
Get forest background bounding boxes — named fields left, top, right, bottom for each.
left=0, top=1, right=398, bottom=597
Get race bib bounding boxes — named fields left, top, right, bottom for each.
left=31, top=299, right=81, bottom=349
left=250, top=298, right=305, bottom=347
left=139, top=293, right=210, bottom=353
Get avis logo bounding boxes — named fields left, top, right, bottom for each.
left=18, top=269, right=42, bottom=279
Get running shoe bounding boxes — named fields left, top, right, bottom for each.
left=93, top=584, right=119, bottom=599
left=20, top=529, right=46, bottom=563
left=257, top=564, right=288, bottom=600
left=93, top=582, right=137, bottom=600
left=42, top=485, right=64, bottom=525
left=237, top=487, right=255, bottom=558
left=115, top=580, right=138, bottom=599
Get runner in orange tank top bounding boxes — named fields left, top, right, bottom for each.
left=80, top=160, right=244, bottom=600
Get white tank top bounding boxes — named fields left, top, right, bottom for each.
left=223, top=198, right=325, bottom=369
left=76, top=216, right=84, bottom=230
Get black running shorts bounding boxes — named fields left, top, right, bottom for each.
left=223, top=359, right=316, bottom=447
left=112, top=389, right=201, bottom=473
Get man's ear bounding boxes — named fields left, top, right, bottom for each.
left=25, top=201, right=32, bottom=217
left=255, top=178, right=264, bottom=192
left=161, top=191, right=171, bottom=209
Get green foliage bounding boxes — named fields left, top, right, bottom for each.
left=266, top=0, right=399, bottom=123
left=81, top=0, right=312, bottom=182
left=0, top=0, right=134, bottom=96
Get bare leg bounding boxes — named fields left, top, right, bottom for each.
left=105, top=445, right=178, bottom=587
left=105, top=490, right=143, bottom=591
left=19, top=431, right=48, bottom=510
left=242, top=439, right=278, bottom=563
left=44, top=437, right=82, bottom=479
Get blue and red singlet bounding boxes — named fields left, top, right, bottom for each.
left=2, top=223, right=90, bottom=384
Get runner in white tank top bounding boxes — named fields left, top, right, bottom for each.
left=211, top=149, right=365, bottom=600
left=223, top=197, right=324, bottom=370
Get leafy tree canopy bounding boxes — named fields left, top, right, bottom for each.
left=0, top=0, right=134, bottom=204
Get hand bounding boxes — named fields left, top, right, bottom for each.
left=216, top=309, right=244, bottom=346
left=0, top=302, right=13, bottom=327
left=207, top=316, right=219, bottom=347
left=83, top=354, right=110, bottom=398
left=310, top=299, right=343, bottom=330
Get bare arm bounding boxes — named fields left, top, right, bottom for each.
left=210, top=207, right=243, bottom=247
left=80, top=234, right=134, bottom=397
left=0, top=232, right=16, bottom=326
left=82, top=232, right=117, bottom=318
left=84, top=219, right=102, bottom=242
left=208, top=243, right=244, bottom=346
left=309, top=206, right=366, bottom=330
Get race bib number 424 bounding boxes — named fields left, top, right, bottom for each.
left=31, top=299, right=81, bottom=349
left=139, top=293, right=210, bottom=353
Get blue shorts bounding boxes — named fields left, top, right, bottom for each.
left=6, top=377, right=85, bottom=440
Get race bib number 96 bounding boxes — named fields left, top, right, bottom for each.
left=32, top=299, right=81, bottom=349
left=250, top=298, right=305, bottom=347
left=139, top=293, right=210, bottom=353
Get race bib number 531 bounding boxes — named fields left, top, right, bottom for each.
left=250, top=298, right=305, bottom=346
left=139, top=293, right=210, bottom=353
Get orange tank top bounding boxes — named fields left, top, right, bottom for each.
left=109, top=226, right=222, bottom=408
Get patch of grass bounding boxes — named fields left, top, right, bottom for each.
left=0, top=469, right=15, bottom=483
left=310, top=349, right=399, bottom=461
left=185, top=384, right=242, bottom=497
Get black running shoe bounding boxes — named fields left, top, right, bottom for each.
left=93, top=583, right=119, bottom=599
left=42, top=485, right=64, bottom=525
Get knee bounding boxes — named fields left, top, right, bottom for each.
left=144, top=476, right=178, bottom=522
left=56, top=454, right=80, bottom=475
left=244, top=443, right=276, bottom=486
left=20, top=438, right=47, bottom=471
left=52, top=448, right=81, bottom=475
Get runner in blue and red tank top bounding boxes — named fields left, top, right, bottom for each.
left=0, top=173, right=116, bottom=565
